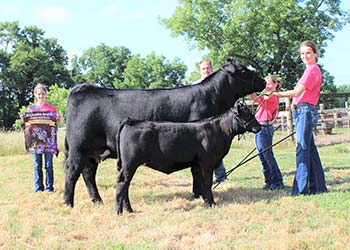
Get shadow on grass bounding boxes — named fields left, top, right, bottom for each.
left=327, top=176, right=350, bottom=187
left=324, top=165, right=350, bottom=172
left=142, top=185, right=292, bottom=209
left=281, top=165, right=350, bottom=178
left=214, top=186, right=291, bottom=205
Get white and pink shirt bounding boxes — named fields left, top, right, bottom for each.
left=255, top=95, right=279, bottom=124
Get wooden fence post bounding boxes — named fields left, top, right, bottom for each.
left=285, top=98, right=294, bottom=142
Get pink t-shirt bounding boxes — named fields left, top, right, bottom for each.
left=255, top=95, right=279, bottom=124
left=27, top=103, right=57, bottom=113
left=292, top=64, right=322, bottom=106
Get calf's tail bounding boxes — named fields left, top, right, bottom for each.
left=117, top=117, right=142, bottom=171
left=116, top=117, right=135, bottom=171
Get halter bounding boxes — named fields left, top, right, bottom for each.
left=220, top=66, right=259, bottom=86
left=233, top=102, right=259, bottom=130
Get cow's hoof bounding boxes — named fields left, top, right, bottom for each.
left=63, top=200, right=74, bottom=208
left=203, top=201, right=215, bottom=208
left=192, top=193, right=201, bottom=199
left=126, top=208, right=134, bottom=214
left=117, top=207, right=123, bottom=215
left=64, top=203, right=73, bottom=208
left=204, top=204, right=212, bottom=208
left=91, top=198, right=103, bottom=204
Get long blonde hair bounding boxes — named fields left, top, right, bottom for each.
left=264, top=74, right=281, bottom=91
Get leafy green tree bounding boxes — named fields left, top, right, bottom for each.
left=161, top=0, right=350, bottom=89
left=145, top=52, right=187, bottom=88
left=337, top=84, right=350, bottom=93
left=0, top=21, right=72, bottom=128
left=71, top=44, right=188, bottom=89
left=115, top=52, right=187, bottom=89
left=336, top=84, right=350, bottom=106
left=71, top=44, right=131, bottom=87
left=46, top=84, right=70, bottom=126
left=117, top=54, right=148, bottom=89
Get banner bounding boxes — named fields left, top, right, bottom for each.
left=23, top=112, right=58, bottom=154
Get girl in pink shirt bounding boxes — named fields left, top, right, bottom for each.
left=25, top=84, right=59, bottom=192
left=272, top=41, right=327, bottom=195
left=251, top=74, right=284, bottom=190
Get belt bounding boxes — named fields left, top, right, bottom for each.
left=294, top=102, right=315, bottom=108
left=260, top=121, right=273, bottom=126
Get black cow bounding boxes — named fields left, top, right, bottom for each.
left=64, top=59, right=265, bottom=207
left=116, top=102, right=261, bottom=214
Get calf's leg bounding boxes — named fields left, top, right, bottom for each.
left=116, top=167, right=137, bottom=214
left=191, top=165, right=202, bottom=199
left=200, top=167, right=216, bottom=207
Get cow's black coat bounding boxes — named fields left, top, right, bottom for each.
left=64, top=59, right=265, bottom=207
left=116, top=102, right=261, bottom=214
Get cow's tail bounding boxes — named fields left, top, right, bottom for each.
left=64, top=135, right=69, bottom=169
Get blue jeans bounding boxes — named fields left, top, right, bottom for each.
left=292, top=104, right=327, bottom=195
left=214, top=161, right=226, bottom=181
left=33, top=153, right=54, bottom=192
left=255, top=124, right=283, bottom=188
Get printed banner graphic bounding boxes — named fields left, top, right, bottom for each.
left=23, top=112, right=58, bottom=154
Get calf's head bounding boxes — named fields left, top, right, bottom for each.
left=235, top=102, right=261, bottom=133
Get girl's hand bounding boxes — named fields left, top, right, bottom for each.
left=262, top=92, right=275, bottom=100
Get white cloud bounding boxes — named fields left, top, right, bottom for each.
left=33, top=6, right=72, bottom=23
left=98, top=4, right=147, bottom=22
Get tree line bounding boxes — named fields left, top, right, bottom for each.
left=0, top=22, right=189, bottom=129
left=1, top=0, right=350, bottom=129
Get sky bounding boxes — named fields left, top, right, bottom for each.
left=1, top=0, right=349, bottom=85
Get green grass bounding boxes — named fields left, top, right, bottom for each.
left=0, top=130, right=350, bottom=249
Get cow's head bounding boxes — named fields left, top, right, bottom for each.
left=235, top=101, right=261, bottom=133
left=221, top=59, right=266, bottom=96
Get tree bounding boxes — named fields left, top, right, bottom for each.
left=337, top=84, right=350, bottom=93
left=145, top=52, right=187, bottom=88
left=117, top=54, right=148, bottom=89
left=161, top=0, right=350, bottom=90
left=46, top=84, right=70, bottom=126
left=0, top=21, right=72, bottom=128
left=72, top=46, right=188, bottom=89
left=71, top=44, right=132, bottom=87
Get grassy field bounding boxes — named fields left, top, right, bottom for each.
left=1, top=129, right=350, bottom=249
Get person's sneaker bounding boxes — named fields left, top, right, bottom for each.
left=215, top=177, right=227, bottom=184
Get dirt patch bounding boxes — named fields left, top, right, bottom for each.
left=315, top=130, right=350, bottom=146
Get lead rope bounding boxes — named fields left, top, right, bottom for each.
left=212, top=130, right=295, bottom=190
left=213, top=94, right=289, bottom=190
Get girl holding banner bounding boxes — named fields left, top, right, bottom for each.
left=22, top=84, right=59, bottom=192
